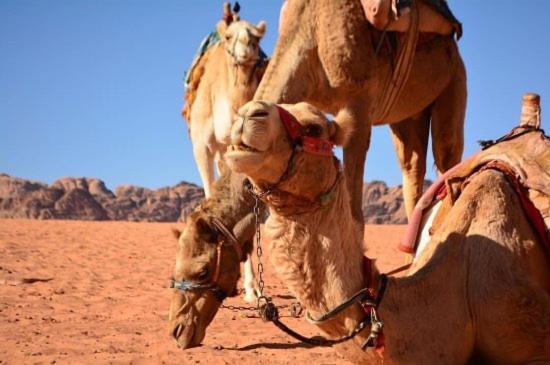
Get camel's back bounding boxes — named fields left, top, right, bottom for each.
left=447, top=128, right=549, bottom=229
left=182, top=40, right=223, bottom=124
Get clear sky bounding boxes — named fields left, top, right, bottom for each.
left=1, top=0, right=549, bottom=191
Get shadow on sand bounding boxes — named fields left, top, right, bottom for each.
left=223, top=341, right=317, bottom=351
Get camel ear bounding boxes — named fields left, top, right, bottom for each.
left=217, top=20, right=228, bottom=37
left=251, top=21, right=267, bottom=38
left=171, top=227, right=182, bottom=240
left=328, top=120, right=353, bottom=146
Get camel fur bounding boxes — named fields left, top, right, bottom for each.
left=224, top=101, right=550, bottom=364
left=183, top=3, right=267, bottom=198
left=256, top=0, right=467, bottom=227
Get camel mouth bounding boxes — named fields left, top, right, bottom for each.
left=234, top=54, right=258, bottom=66
left=172, top=322, right=205, bottom=349
left=228, top=142, right=260, bottom=153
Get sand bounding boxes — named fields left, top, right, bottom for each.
left=0, top=219, right=405, bottom=365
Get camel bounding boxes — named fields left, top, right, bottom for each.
left=221, top=101, right=548, bottom=364
left=182, top=2, right=267, bottom=198
left=168, top=169, right=267, bottom=340
left=256, top=0, right=467, bottom=227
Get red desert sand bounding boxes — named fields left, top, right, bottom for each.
left=0, top=219, right=405, bottom=365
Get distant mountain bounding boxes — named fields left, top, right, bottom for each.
left=0, top=173, right=426, bottom=224
left=0, top=174, right=204, bottom=222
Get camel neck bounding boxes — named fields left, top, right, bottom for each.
left=265, top=176, right=368, bottom=337
left=223, top=50, right=258, bottom=92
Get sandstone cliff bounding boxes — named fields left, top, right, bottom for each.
left=0, top=174, right=203, bottom=222
left=0, top=173, right=419, bottom=224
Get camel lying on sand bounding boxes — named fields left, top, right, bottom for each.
left=221, top=101, right=548, bottom=364
left=182, top=3, right=267, bottom=198
left=257, top=0, right=466, bottom=225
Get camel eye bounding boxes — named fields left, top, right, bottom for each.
left=197, top=268, right=209, bottom=281
left=225, top=34, right=231, bottom=41
left=304, top=124, right=323, bottom=137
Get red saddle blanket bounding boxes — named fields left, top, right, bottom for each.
left=399, top=126, right=550, bottom=262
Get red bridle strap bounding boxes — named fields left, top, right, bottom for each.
left=275, top=105, right=334, bottom=157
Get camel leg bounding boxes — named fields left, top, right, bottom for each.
left=340, top=104, right=371, bottom=226
left=233, top=212, right=261, bottom=303
left=192, top=142, right=215, bottom=199
left=430, top=59, right=466, bottom=175
left=389, top=109, right=430, bottom=220
left=242, top=253, right=260, bottom=303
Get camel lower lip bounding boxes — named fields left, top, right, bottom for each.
left=229, top=144, right=259, bottom=152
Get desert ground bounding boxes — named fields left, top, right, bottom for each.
left=0, top=219, right=405, bottom=365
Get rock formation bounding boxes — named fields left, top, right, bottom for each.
left=0, top=173, right=418, bottom=224
left=0, top=174, right=203, bottom=222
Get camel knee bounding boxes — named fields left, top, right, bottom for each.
left=192, top=145, right=215, bottom=198
left=431, top=105, right=465, bottom=174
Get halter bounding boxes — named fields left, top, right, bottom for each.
left=247, top=105, right=338, bottom=214
left=276, top=105, right=334, bottom=157
left=169, top=217, right=243, bottom=302
left=224, top=27, right=268, bottom=86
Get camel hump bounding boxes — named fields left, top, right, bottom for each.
left=181, top=32, right=221, bottom=123
left=183, top=31, right=221, bottom=91
left=447, top=93, right=549, bottom=235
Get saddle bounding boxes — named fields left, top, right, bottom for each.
left=399, top=94, right=550, bottom=262
left=361, top=0, right=462, bottom=39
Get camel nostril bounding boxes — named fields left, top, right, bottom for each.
left=172, top=323, right=184, bottom=340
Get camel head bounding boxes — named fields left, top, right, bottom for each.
left=217, top=17, right=266, bottom=67
left=168, top=212, right=243, bottom=349
left=225, top=101, right=351, bottom=204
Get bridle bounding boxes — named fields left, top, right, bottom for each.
left=224, top=27, right=266, bottom=85
left=246, top=105, right=340, bottom=215
left=244, top=105, right=388, bottom=350
left=170, top=105, right=388, bottom=351
left=169, top=217, right=243, bottom=302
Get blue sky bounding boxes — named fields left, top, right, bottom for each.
left=1, top=0, right=549, bottom=190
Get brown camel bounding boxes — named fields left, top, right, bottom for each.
left=168, top=170, right=267, bottom=347
left=257, top=0, right=467, bottom=226
left=222, top=101, right=547, bottom=364
left=182, top=3, right=267, bottom=198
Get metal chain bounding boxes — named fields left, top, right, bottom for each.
left=220, top=304, right=256, bottom=312
left=253, top=195, right=265, bottom=299
left=219, top=188, right=302, bottom=318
